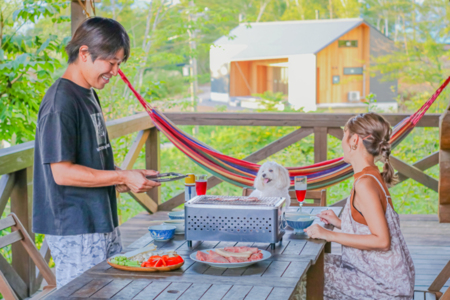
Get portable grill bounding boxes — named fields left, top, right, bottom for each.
left=184, top=195, right=286, bottom=250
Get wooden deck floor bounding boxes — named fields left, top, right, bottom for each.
left=119, top=212, right=450, bottom=293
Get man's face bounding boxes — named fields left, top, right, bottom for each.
left=80, top=48, right=125, bottom=90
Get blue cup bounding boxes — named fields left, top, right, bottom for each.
left=148, top=225, right=176, bottom=241
left=285, top=215, right=315, bottom=234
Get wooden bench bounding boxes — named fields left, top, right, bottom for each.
left=242, top=188, right=327, bottom=206
left=0, top=213, right=56, bottom=300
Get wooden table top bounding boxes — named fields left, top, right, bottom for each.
left=45, top=207, right=342, bottom=300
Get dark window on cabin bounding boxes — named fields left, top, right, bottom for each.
left=338, top=40, right=358, bottom=47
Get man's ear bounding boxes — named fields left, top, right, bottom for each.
left=79, top=45, right=89, bottom=63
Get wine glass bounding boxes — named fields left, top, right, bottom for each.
left=295, top=176, right=307, bottom=212
left=195, top=175, right=208, bottom=196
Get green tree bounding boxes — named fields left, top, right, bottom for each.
left=367, top=0, right=450, bottom=113
left=0, top=0, right=69, bottom=145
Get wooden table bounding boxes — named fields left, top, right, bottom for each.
left=44, top=207, right=342, bottom=300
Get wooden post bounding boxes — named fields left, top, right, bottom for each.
left=439, top=102, right=450, bottom=223
left=306, top=250, right=324, bottom=300
left=10, top=167, right=36, bottom=296
left=146, top=127, right=161, bottom=206
left=314, top=127, right=328, bottom=163
left=71, top=0, right=96, bottom=36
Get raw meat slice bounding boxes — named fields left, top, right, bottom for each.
left=215, top=248, right=252, bottom=258
left=196, top=251, right=208, bottom=261
left=206, top=250, right=230, bottom=263
left=228, top=256, right=250, bottom=263
left=224, top=246, right=260, bottom=254
left=249, top=253, right=263, bottom=261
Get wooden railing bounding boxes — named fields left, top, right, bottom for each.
left=0, top=112, right=442, bottom=297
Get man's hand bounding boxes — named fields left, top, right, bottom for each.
left=120, top=169, right=161, bottom=193
left=115, top=184, right=130, bottom=193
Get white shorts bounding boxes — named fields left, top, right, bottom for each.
left=46, top=227, right=122, bottom=288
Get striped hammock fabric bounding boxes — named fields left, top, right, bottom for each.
left=118, top=69, right=450, bottom=190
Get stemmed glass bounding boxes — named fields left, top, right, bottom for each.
left=295, top=176, right=307, bottom=212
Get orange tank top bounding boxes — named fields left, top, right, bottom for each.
left=350, top=165, right=394, bottom=226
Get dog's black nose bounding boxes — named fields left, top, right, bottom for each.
left=262, top=173, right=266, bottom=178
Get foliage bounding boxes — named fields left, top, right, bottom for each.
left=253, top=91, right=286, bottom=111
left=366, top=0, right=450, bottom=113
left=0, top=0, right=69, bottom=145
left=0, top=0, right=447, bottom=227
left=253, top=91, right=306, bottom=112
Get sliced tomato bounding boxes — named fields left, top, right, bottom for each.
left=154, top=258, right=165, bottom=268
left=166, top=255, right=184, bottom=266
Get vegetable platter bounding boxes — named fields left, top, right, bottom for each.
left=107, top=243, right=184, bottom=272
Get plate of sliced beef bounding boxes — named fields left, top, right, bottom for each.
left=190, top=246, right=271, bottom=268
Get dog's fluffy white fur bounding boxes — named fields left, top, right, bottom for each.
left=250, top=161, right=291, bottom=207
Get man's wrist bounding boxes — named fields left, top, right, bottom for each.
left=115, top=170, right=126, bottom=185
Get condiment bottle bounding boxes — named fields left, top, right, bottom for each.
left=184, top=173, right=196, bottom=201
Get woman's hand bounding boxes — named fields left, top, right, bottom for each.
left=317, top=209, right=341, bottom=229
left=115, top=184, right=130, bottom=193
left=304, top=224, right=334, bottom=241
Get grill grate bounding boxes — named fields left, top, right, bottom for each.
left=189, top=195, right=281, bottom=207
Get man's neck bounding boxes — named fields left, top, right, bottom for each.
left=62, top=64, right=91, bottom=89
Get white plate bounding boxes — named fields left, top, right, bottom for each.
left=162, top=221, right=184, bottom=235
left=189, top=249, right=271, bottom=268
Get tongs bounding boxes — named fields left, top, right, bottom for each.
left=146, top=172, right=187, bottom=182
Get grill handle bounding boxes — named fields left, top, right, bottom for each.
left=281, top=212, right=287, bottom=230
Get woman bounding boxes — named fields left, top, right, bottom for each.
left=304, top=113, right=415, bottom=299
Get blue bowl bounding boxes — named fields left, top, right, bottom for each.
left=148, top=225, right=176, bottom=241
left=168, top=211, right=185, bottom=220
left=285, top=215, right=315, bottom=234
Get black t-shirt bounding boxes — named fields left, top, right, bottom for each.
left=33, top=78, right=118, bottom=235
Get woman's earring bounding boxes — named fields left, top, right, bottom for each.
left=351, top=144, right=357, bottom=150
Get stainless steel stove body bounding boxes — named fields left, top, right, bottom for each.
left=184, top=195, right=286, bottom=249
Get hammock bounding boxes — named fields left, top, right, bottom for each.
left=118, top=69, right=450, bottom=190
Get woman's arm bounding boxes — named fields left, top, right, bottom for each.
left=50, top=161, right=160, bottom=193
left=305, top=177, right=391, bottom=251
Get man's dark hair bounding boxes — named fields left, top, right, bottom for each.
left=66, top=17, right=130, bottom=64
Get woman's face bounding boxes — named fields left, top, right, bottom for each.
left=342, top=130, right=353, bottom=163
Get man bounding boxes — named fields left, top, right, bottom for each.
left=33, top=17, right=159, bottom=288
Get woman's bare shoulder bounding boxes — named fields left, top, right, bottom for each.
left=354, top=177, right=382, bottom=205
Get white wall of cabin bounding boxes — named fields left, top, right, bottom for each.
left=288, top=54, right=317, bottom=111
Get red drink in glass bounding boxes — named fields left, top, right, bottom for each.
left=195, top=175, right=208, bottom=196
left=294, top=176, right=307, bottom=212
left=295, top=190, right=307, bottom=202
left=195, top=181, right=207, bottom=195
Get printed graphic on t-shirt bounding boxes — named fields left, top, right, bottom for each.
left=90, top=113, right=110, bottom=152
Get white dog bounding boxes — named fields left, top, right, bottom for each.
left=250, top=161, right=291, bottom=208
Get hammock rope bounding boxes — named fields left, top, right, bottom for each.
left=118, top=69, right=450, bottom=190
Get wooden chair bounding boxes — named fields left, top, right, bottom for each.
left=242, top=188, right=327, bottom=207
left=0, top=213, right=56, bottom=300
left=414, top=261, right=450, bottom=300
